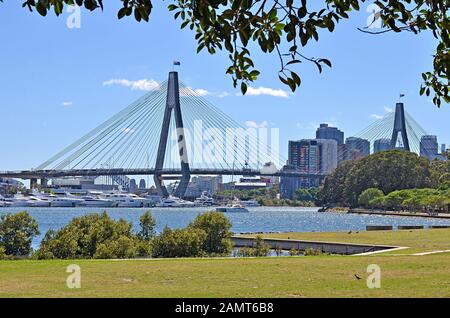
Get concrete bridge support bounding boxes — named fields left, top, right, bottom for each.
left=154, top=71, right=191, bottom=198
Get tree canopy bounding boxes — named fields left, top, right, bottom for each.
left=6, top=0, right=450, bottom=106
left=316, top=150, right=442, bottom=207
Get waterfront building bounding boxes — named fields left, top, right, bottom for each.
left=281, top=139, right=337, bottom=198
left=316, top=123, right=344, bottom=145
left=374, top=138, right=391, bottom=153
left=185, top=175, right=223, bottom=198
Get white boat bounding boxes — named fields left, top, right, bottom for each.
left=101, top=193, right=148, bottom=208
left=216, top=197, right=249, bottom=213
left=240, top=199, right=261, bottom=207
left=194, top=191, right=216, bottom=206
left=80, top=196, right=114, bottom=207
left=0, top=195, right=10, bottom=207
left=6, top=195, right=33, bottom=207
left=215, top=204, right=249, bottom=213
left=26, top=196, right=51, bottom=207
left=157, top=196, right=196, bottom=208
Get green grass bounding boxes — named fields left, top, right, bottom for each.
left=252, top=228, right=450, bottom=255
left=1, top=229, right=450, bottom=298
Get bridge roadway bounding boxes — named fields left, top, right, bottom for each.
left=0, top=168, right=325, bottom=180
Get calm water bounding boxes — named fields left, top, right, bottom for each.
left=1, top=206, right=450, bottom=249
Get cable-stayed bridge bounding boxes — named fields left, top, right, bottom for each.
left=0, top=71, right=429, bottom=197
left=1, top=71, right=323, bottom=197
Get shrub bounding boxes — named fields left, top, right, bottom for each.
left=358, top=188, right=384, bottom=208
left=152, top=226, right=207, bottom=258
left=254, top=235, right=270, bottom=257
left=304, top=248, right=323, bottom=256
left=189, top=211, right=233, bottom=255
left=137, top=211, right=156, bottom=241
left=36, top=212, right=138, bottom=259
left=0, top=211, right=40, bottom=257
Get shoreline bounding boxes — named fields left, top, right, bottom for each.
left=321, top=206, right=450, bottom=219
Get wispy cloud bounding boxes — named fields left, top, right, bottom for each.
left=384, top=106, right=394, bottom=113
left=370, top=114, right=384, bottom=120
left=102, top=78, right=160, bottom=91
left=245, top=120, right=268, bottom=128
left=217, top=91, right=230, bottom=98
left=61, top=101, right=73, bottom=107
left=182, top=86, right=210, bottom=97
left=238, top=86, right=290, bottom=98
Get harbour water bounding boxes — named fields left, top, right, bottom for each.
left=1, top=206, right=450, bottom=249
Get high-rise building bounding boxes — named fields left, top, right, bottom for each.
left=441, top=144, right=446, bottom=154
left=420, top=135, right=439, bottom=161
left=345, top=137, right=370, bottom=159
left=374, top=138, right=391, bottom=153
left=317, top=139, right=338, bottom=174
left=129, top=179, right=137, bottom=193
left=281, top=139, right=337, bottom=198
left=139, top=179, right=146, bottom=191
left=316, top=123, right=344, bottom=145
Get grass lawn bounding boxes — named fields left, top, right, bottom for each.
left=254, top=228, right=450, bottom=255
left=0, top=229, right=449, bottom=298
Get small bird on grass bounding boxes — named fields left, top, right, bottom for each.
left=354, top=274, right=362, bottom=280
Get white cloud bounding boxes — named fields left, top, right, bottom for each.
left=217, top=91, right=230, bottom=98
left=239, top=86, right=289, bottom=98
left=62, top=101, right=73, bottom=107
left=103, top=78, right=160, bottom=91
left=245, top=120, right=268, bottom=128
left=384, top=106, right=394, bottom=113
left=370, top=114, right=384, bottom=120
left=181, top=86, right=211, bottom=97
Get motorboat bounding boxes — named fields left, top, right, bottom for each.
left=5, top=195, right=33, bottom=207
left=101, top=193, right=148, bottom=208
left=194, top=191, right=216, bottom=206
left=80, top=196, right=114, bottom=208
left=26, top=196, right=51, bottom=207
left=157, top=196, right=196, bottom=208
left=216, top=197, right=249, bottom=213
left=215, top=204, right=249, bottom=213
left=240, top=199, right=261, bottom=207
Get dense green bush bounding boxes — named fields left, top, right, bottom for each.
left=0, top=211, right=40, bottom=257
left=253, top=235, right=270, bottom=257
left=317, top=150, right=440, bottom=207
left=189, top=211, right=232, bottom=255
left=152, top=226, right=207, bottom=258
left=34, top=212, right=151, bottom=259
left=358, top=188, right=384, bottom=208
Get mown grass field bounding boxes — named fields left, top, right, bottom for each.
left=0, top=229, right=449, bottom=298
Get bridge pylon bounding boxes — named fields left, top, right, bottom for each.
left=154, top=71, right=191, bottom=198
left=390, top=102, right=410, bottom=151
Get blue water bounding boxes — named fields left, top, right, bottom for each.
left=1, top=206, right=450, bottom=249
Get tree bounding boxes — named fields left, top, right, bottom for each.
left=8, top=0, right=450, bottom=106
left=0, top=211, right=40, bottom=257
left=358, top=188, right=384, bottom=208
left=137, top=211, right=156, bottom=241
left=253, top=235, right=270, bottom=257
left=316, top=160, right=356, bottom=206
left=189, top=211, right=233, bottom=255
left=151, top=226, right=207, bottom=258
left=36, top=212, right=139, bottom=259
left=344, top=150, right=432, bottom=206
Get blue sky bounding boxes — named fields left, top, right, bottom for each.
left=0, top=1, right=449, bottom=171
